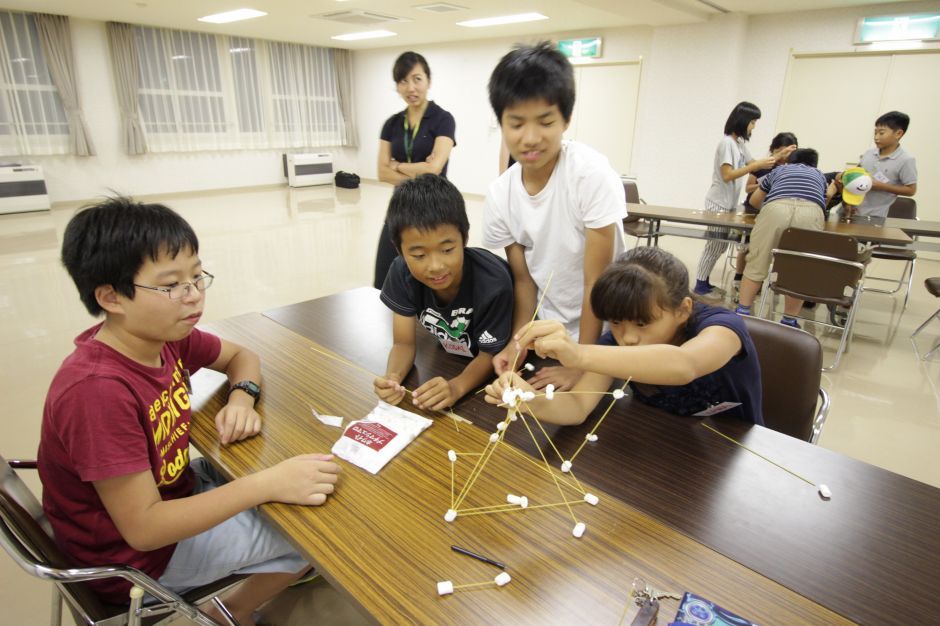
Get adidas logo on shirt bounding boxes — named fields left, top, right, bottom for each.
left=478, top=331, right=498, bottom=345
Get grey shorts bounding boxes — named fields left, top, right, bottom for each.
left=158, top=457, right=309, bottom=594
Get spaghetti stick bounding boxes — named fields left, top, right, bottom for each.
left=569, top=379, right=631, bottom=462
left=517, top=412, right=579, bottom=523
left=701, top=423, right=815, bottom=485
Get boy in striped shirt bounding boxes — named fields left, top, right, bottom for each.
left=734, top=148, right=836, bottom=328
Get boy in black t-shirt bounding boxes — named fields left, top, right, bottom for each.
left=375, top=174, right=514, bottom=411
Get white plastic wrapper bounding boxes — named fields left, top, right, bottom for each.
left=331, top=401, right=433, bottom=474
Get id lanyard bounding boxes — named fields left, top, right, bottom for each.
left=402, top=115, right=422, bottom=163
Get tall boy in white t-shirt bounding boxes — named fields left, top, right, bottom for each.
left=482, top=42, right=626, bottom=391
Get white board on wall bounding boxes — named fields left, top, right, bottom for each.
left=776, top=50, right=939, bottom=221
left=565, top=61, right=642, bottom=177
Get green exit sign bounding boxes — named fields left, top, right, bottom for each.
left=558, top=37, right=602, bottom=59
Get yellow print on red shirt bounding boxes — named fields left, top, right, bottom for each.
left=148, top=358, right=192, bottom=487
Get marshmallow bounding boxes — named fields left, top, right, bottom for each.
left=612, top=389, right=625, bottom=399
left=437, top=580, right=454, bottom=595
left=496, top=422, right=507, bottom=431
left=524, top=363, right=535, bottom=372
left=818, top=484, right=832, bottom=499
left=506, top=494, right=522, bottom=504
left=501, top=389, right=515, bottom=405
left=521, top=391, right=536, bottom=402
left=572, top=522, right=586, bottom=538
left=447, top=450, right=457, bottom=463
left=489, top=432, right=500, bottom=443
left=509, top=412, right=518, bottom=421
left=518, top=496, right=528, bottom=508
left=545, top=384, right=555, bottom=400
left=583, top=493, right=599, bottom=506
left=444, top=509, right=457, bottom=522
left=560, top=460, right=572, bottom=473
left=585, top=433, right=598, bottom=442
left=494, top=572, right=512, bottom=586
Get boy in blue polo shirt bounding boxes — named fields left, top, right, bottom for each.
left=850, top=111, right=917, bottom=219
left=374, top=175, right=513, bottom=411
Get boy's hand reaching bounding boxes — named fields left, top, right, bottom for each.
left=261, top=454, right=340, bottom=506
left=492, top=343, right=528, bottom=375
left=373, top=374, right=406, bottom=405
left=412, top=376, right=458, bottom=411
left=215, top=403, right=262, bottom=445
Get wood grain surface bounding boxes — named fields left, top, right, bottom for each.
left=627, top=202, right=913, bottom=245
left=262, top=288, right=940, bottom=625
left=190, top=313, right=849, bottom=625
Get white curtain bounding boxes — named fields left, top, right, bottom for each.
left=35, top=13, right=95, bottom=156
left=129, top=25, right=350, bottom=152
left=0, top=11, right=70, bottom=156
left=106, top=22, right=147, bottom=155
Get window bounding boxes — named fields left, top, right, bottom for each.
left=131, top=25, right=347, bottom=151
left=0, top=12, right=69, bottom=156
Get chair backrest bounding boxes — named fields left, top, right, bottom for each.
left=0, top=455, right=111, bottom=622
left=742, top=316, right=823, bottom=441
left=623, top=180, right=643, bottom=223
left=887, top=197, right=916, bottom=220
left=770, top=228, right=866, bottom=306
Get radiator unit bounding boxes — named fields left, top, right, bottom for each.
left=0, top=164, right=50, bottom=214
left=285, top=153, right=333, bottom=187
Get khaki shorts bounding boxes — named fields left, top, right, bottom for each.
left=744, top=197, right=824, bottom=283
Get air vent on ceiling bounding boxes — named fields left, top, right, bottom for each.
left=414, top=3, right=468, bottom=13
left=315, top=10, right=409, bottom=25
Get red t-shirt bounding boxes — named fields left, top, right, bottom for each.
left=38, top=324, right=221, bottom=603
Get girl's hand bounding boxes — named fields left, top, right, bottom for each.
left=484, top=372, right=532, bottom=405
left=515, top=320, right=582, bottom=368
left=750, top=155, right=776, bottom=172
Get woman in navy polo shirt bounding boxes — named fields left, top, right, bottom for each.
left=373, top=51, right=456, bottom=289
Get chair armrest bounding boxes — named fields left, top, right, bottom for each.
left=8, top=460, right=37, bottom=470
left=811, top=388, right=830, bottom=445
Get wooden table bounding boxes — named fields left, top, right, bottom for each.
left=628, top=203, right=914, bottom=246
left=189, top=312, right=850, bottom=625
left=259, top=287, right=940, bottom=625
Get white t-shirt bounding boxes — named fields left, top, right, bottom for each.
left=704, top=135, right=753, bottom=210
left=482, top=140, right=627, bottom=339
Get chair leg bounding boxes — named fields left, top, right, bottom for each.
left=911, top=309, right=940, bottom=339
left=824, top=292, right=862, bottom=371
left=902, top=258, right=915, bottom=311
left=50, top=586, right=62, bottom=626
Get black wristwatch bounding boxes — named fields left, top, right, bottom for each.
left=230, top=380, right=261, bottom=404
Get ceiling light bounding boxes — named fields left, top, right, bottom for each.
left=456, top=12, right=547, bottom=28
left=331, top=30, right=397, bottom=41
left=198, top=9, right=267, bottom=24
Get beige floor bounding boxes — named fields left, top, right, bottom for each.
left=1, top=181, right=938, bottom=624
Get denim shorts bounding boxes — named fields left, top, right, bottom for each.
left=157, top=457, right=309, bottom=594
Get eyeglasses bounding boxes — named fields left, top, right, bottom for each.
left=134, top=272, right=214, bottom=300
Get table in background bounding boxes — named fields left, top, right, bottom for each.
left=262, top=287, right=940, bottom=625
left=189, top=312, right=845, bottom=625
left=627, top=203, right=914, bottom=247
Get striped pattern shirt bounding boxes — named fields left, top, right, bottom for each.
left=759, top=163, right=827, bottom=210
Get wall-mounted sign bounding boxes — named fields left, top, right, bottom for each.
left=558, top=37, right=602, bottom=59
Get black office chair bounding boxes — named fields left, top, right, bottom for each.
left=757, top=228, right=868, bottom=371
left=0, top=455, right=242, bottom=626
left=622, top=179, right=655, bottom=247
left=741, top=316, right=829, bottom=443
left=863, top=197, right=917, bottom=310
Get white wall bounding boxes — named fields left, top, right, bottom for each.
left=25, top=2, right=940, bottom=205
left=27, top=19, right=358, bottom=203
left=351, top=27, right=653, bottom=197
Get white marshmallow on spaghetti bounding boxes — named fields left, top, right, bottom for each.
left=447, top=450, right=457, bottom=463
left=572, top=522, right=586, bottom=538
left=818, top=484, right=832, bottom=499
left=523, top=363, right=535, bottom=372
left=489, top=432, right=500, bottom=443
left=585, top=433, right=598, bottom=442
left=545, top=384, right=555, bottom=400
left=560, top=460, right=572, bottom=473
left=444, top=509, right=457, bottom=522
left=495, top=572, right=512, bottom=586
left=437, top=581, right=454, bottom=595
left=612, top=389, right=625, bottom=399
left=583, top=493, right=599, bottom=506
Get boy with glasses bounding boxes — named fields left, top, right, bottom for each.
left=39, top=197, right=339, bottom=625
